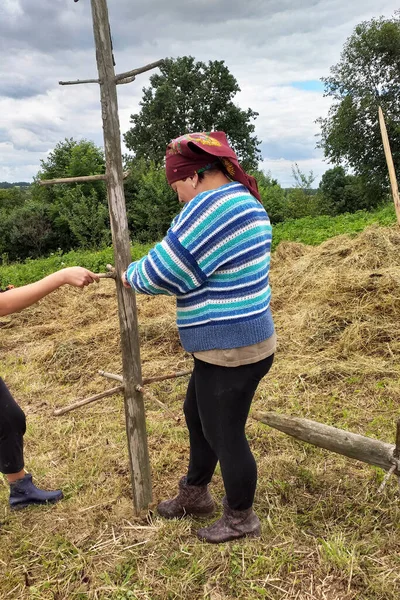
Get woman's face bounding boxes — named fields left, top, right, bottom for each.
left=171, top=176, right=198, bottom=204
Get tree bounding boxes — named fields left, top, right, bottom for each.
left=124, top=159, right=180, bottom=242
left=124, top=56, right=261, bottom=171
left=32, top=138, right=109, bottom=251
left=4, top=202, right=56, bottom=261
left=317, top=14, right=400, bottom=197
left=319, top=166, right=382, bottom=214
left=291, top=163, right=316, bottom=192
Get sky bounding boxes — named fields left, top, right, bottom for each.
left=0, top=0, right=398, bottom=187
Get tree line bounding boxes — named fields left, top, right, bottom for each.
left=0, top=13, right=398, bottom=263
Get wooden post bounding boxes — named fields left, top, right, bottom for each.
left=378, top=106, right=400, bottom=226
left=253, top=411, right=400, bottom=475
left=89, top=0, right=151, bottom=512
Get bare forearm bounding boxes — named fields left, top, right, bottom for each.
left=0, top=272, right=66, bottom=316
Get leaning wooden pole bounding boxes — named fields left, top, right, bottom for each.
left=89, top=0, right=152, bottom=512
left=253, top=411, right=400, bottom=475
left=378, top=106, right=400, bottom=226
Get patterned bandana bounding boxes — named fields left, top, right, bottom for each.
left=165, top=131, right=261, bottom=202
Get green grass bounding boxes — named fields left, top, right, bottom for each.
left=0, top=204, right=396, bottom=287
left=272, top=202, right=396, bottom=250
left=1, top=211, right=400, bottom=598
left=0, top=243, right=152, bottom=287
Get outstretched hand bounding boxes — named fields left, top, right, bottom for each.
left=60, top=267, right=100, bottom=288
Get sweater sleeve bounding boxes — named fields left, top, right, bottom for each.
left=125, top=230, right=208, bottom=295
left=126, top=186, right=270, bottom=296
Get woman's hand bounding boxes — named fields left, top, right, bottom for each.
left=121, top=271, right=131, bottom=288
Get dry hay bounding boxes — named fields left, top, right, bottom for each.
left=1, top=224, right=400, bottom=599
left=271, top=225, right=400, bottom=382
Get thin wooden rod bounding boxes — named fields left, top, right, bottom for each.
left=143, top=370, right=192, bottom=384
left=97, top=272, right=117, bottom=280
left=39, top=171, right=129, bottom=187
left=98, top=369, right=192, bottom=385
left=54, top=385, right=124, bottom=416
left=99, top=370, right=123, bottom=383
left=116, top=76, right=136, bottom=85
left=114, top=59, right=164, bottom=82
left=136, top=385, right=180, bottom=423
left=40, top=174, right=107, bottom=186
left=59, top=78, right=100, bottom=86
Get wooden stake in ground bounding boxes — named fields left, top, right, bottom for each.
left=43, top=0, right=164, bottom=514
left=378, top=106, right=400, bottom=226
left=89, top=0, right=152, bottom=513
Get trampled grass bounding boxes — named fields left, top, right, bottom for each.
left=1, top=220, right=400, bottom=598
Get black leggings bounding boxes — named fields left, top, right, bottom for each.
left=184, top=354, right=274, bottom=510
left=0, top=378, right=26, bottom=474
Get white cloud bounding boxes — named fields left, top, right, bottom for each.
left=0, top=0, right=398, bottom=185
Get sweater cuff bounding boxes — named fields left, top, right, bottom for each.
left=126, top=261, right=138, bottom=287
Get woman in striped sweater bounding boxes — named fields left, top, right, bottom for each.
left=122, top=132, right=275, bottom=543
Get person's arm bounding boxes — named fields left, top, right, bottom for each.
left=121, top=189, right=271, bottom=296
left=0, top=267, right=99, bottom=317
left=121, top=232, right=207, bottom=296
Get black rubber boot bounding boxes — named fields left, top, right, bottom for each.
left=157, top=476, right=215, bottom=519
left=9, top=473, right=63, bottom=511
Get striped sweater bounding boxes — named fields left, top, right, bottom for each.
left=126, top=182, right=274, bottom=353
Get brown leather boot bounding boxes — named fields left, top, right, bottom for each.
left=157, top=476, right=216, bottom=519
left=197, top=497, right=261, bottom=543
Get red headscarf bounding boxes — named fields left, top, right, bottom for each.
left=165, top=131, right=261, bottom=202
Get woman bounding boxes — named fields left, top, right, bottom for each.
left=122, top=132, right=275, bottom=543
left=1, top=266, right=99, bottom=510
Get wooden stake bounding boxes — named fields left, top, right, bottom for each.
left=89, top=0, right=152, bottom=513
left=253, top=411, right=400, bottom=475
left=378, top=106, right=400, bottom=226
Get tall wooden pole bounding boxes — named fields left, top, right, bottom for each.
left=90, top=0, right=152, bottom=512
left=378, top=106, right=400, bottom=226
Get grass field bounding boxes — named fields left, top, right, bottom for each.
left=0, top=203, right=396, bottom=288
left=1, top=216, right=400, bottom=599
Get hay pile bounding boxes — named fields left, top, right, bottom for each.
left=271, top=225, right=400, bottom=382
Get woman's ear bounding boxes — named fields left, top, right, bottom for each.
left=192, top=173, right=199, bottom=189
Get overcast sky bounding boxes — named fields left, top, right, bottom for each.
left=0, top=0, right=397, bottom=186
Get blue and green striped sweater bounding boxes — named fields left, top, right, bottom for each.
left=126, top=182, right=274, bottom=352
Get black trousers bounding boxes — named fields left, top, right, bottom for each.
left=0, top=378, right=26, bottom=474
left=184, top=354, right=274, bottom=511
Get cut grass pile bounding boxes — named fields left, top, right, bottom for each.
left=1, top=224, right=400, bottom=599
